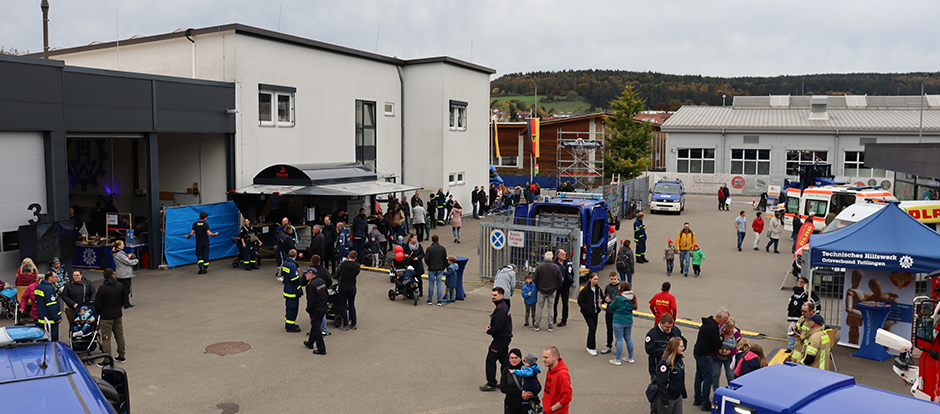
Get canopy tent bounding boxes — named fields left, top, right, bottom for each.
left=809, top=202, right=940, bottom=273
left=233, top=163, right=421, bottom=197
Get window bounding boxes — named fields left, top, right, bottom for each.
left=731, top=149, right=771, bottom=175
left=786, top=150, right=828, bottom=176
left=805, top=199, right=828, bottom=216
left=384, top=102, right=395, bottom=116
left=457, top=172, right=465, bottom=185
left=356, top=100, right=376, bottom=171
left=676, top=148, right=715, bottom=173
left=258, top=84, right=296, bottom=127
left=844, top=151, right=886, bottom=178
left=448, top=173, right=457, bottom=186
left=492, top=156, right=518, bottom=167
left=450, top=100, right=468, bottom=131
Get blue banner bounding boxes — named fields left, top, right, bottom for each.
left=164, top=202, right=240, bottom=268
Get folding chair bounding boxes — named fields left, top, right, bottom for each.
left=825, top=328, right=838, bottom=371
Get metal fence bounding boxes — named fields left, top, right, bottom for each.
left=478, top=221, right=581, bottom=290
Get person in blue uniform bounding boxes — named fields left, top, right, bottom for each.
left=239, top=218, right=261, bottom=271
left=186, top=212, right=218, bottom=274
left=281, top=249, right=303, bottom=332
left=35, top=271, right=62, bottom=342
left=634, top=212, right=648, bottom=263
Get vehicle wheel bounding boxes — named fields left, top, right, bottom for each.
left=232, top=259, right=239, bottom=268
left=388, top=290, right=397, bottom=301
left=5, top=312, right=13, bottom=320
left=334, top=315, right=342, bottom=327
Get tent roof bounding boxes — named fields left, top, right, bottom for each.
left=809, top=203, right=940, bottom=273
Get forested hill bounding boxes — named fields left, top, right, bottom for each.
left=490, top=70, right=936, bottom=111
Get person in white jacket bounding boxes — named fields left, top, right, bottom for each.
left=112, top=240, right=139, bottom=308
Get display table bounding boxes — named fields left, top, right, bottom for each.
left=454, top=257, right=470, bottom=300
left=852, top=301, right=896, bottom=361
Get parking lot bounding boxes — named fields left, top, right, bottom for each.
left=1, top=194, right=910, bottom=413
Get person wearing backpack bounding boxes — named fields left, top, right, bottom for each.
left=616, top=240, right=636, bottom=285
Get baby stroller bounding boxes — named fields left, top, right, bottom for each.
left=69, top=303, right=101, bottom=358
left=325, top=285, right=343, bottom=327
left=388, top=267, right=420, bottom=306
left=0, top=287, right=18, bottom=323
left=230, top=237, right=261, bottom=268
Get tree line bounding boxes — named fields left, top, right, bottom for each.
left=491, top=70, right=940, bottom=111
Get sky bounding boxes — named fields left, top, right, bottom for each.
left=4, top=0, right=940, bottom=80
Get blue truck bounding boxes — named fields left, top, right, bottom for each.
left=649, top=179, right=686, bottom=214
left=514, top=192, right=620, bottom=272
left=0, top=326, right=130, bottom=413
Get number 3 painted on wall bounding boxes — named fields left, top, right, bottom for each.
left=27, top=203, right=42, bottom=224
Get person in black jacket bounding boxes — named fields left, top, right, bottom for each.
left=303, top=267, right=329, bottom=355
left=645, top=314, right=687, bottom=381
left=481, top=287, right=513, bottom=392
left=239, top=218, right=261, bottom=271
left=552, top=250, right=573, bottom=327
left=577, top=272, right=603, bottom=355
left=62, top=270, right=96, bottom=329
left=278, top=226, right=302, bottom=282
left=308, top=225, right=326, bottom=261
left=692, top=308, right=729, bottom=410
left=424, top=235, right=448, bottom=306
left=352, top=208, right=369, bottom=261
left=403, top=234, right=425, bottom=297
left=336, top=251, right=360, bottom=331
left=786, top=276, right=820, bottom=351
left=321, top=216, right=338, bottom=274
left=654, top=337, right=688, bottom=413
left=94, top=268, right=129, bottom=364
left=500, top=348, right=540, bottom=414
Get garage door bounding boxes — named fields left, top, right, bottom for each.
left=0, top=132, right=46, bottom=272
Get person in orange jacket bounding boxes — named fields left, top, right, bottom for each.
left=649, top=281, right=677, bottom=326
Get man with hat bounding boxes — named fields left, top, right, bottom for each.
left=799, top=314, right=830, bottom=370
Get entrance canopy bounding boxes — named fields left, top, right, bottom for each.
left=809, top=203, right=940, bottom=273
left=233, top=163, right=420, bottom=196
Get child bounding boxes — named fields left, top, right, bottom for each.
left=663, top=239, right=678, bottom=276
left=367, top=232, right=382, bottom=267
left=600, top=272, right=620, bottom=354
left=691, top=243, right=706, bottom=277
left=509, top=353, right=543, bottom=413
left=71, top=305, right=95, bottom=337
left=443, top=255, right=459, bottom=302
left=521, top=274, right=537, bottom=328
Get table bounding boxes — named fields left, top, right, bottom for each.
left=851, top=301, right=896, bottom=361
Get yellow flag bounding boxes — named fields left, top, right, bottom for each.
left=493, top=122, right=501, bottom=158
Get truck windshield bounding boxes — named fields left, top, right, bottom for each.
left=653, top=184, right=680, bottom=195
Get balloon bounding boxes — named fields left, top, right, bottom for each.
left=609, top=225, right=616, bottom=233
left=396, top=252, right=405, bottom=261
left=394, top=245, right=404, bottom=253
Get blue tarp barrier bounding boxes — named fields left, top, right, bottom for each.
left=164, top=202, right=239, bottom=268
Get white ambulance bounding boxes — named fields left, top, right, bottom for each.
left=781, top=185, right=898, bottom=232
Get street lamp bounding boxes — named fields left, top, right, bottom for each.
left=920, top=72, right=935, bottom=143
left=41, top=0, right=49, bottom=59
left=525, top=76, right=538, bottom=183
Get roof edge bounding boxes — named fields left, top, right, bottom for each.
left=404, top=56, right=495, bottom=74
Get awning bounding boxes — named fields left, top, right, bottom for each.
left=233, top=162, right=421, bottom=197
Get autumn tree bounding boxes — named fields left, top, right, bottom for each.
left=604, top=86, right=653, bottom=179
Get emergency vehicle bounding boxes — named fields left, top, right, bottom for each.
left=880, top=296, right=940, bottom=403
left=649, top=179, right=686, bottom=214
left=0, top=326, right=130, bottom=413
left=781, top=185, right=898, bottom=232
left=514, top=192, right=620, bottom=271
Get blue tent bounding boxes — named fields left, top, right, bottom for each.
left=809, top=203, right=940, bottom=273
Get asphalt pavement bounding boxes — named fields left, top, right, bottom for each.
left=0, top=194, right=909, bottom=413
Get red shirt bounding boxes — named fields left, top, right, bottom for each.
left=649, top=291, right=677, bottom=325
left=543, top=358, right=572, bottom=414
left=752, top=217, right=765, bottom=233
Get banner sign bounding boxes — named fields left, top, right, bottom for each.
left=839, top=268, right=914, bottom=349
left=528, top=118, right=540, bottom=158
left=793, top=221, right=815, bottom=257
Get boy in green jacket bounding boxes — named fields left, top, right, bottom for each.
left=690, top=244, right=705, bottom=278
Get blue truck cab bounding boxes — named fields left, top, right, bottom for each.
left=649, top=179, right=685, bottom=214
left=515, top=192, right=620, bottom=272
left=0, top=326, right=130, bottom=413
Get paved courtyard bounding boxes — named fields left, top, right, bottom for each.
left=1, top=194, right=909, bottom=413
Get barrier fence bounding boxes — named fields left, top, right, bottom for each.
left=478, top=221, right=581, bottom=290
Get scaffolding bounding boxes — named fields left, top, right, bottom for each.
left=557, top=130, right=605, bottom=189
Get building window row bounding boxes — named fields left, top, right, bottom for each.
left=675, top=148, right=888, bottom=177
left=844, top=151, right=886, bottom=178
left=448, top=172, right=465, bottom=186
left=676, top=148, right=715, bottom=174
left=786, top=150, right=828, bottom=176
left=730, top=149, right=771, bottom=175
left=258, top=84, right=296, bottom=127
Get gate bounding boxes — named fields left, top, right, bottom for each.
left=479, top=221, right=582, bottom=290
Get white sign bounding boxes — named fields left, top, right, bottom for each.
left=107, top=214, right=118, bottom=225
left=490, top=229, right=506, bottom=250
left=508, top=230, right=525, bottom=248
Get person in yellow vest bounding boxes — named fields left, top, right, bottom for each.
left=799, top=314, right=829, bottom=370
left=787, top=300, right=816, bottom=363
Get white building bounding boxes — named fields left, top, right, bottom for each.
left=659, top=95, right=940, bottom=194
left=46, top=24, right=494, bottom=212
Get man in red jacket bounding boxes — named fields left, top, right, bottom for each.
left=537, top=345, right=572, bottom=413
left=751, top=211, right=765, bottom=251
left=649, top=282, right=677, bottom=325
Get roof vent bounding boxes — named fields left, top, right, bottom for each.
left=809, top=95, right=829, bottom=120
left=845, top=95, right=867, bottom=108
left=927, top=95, right=940, bottom=108
left=770, top=95, right=789, bottom=107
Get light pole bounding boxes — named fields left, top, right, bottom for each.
left=920, top=72, right=935, bottom=143
left=525, top=76, right=538, bottom=183
left=41, top=0, right=49, bottom=59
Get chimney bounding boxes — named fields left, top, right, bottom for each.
left=809, top=95, right=829, bottom=120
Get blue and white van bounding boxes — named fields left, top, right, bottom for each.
left=649, top=179, right=685, bottom=214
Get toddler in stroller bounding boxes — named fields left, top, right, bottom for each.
left=388, top=266, right=420, bottom=305
left=72, top=304, right=96, bottom=338
left=0, top=283, right=18, bottom=321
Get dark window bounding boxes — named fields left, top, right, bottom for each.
left=356, top=100, right=377, bottom=171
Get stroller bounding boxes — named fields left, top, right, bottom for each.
left=388, top=267, right=420, bottom=306
left=0, top=287, right=18, bottom=322
left=325, top=285, right=343, bottom=327
left=69, top=303, right=101, bottom=358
